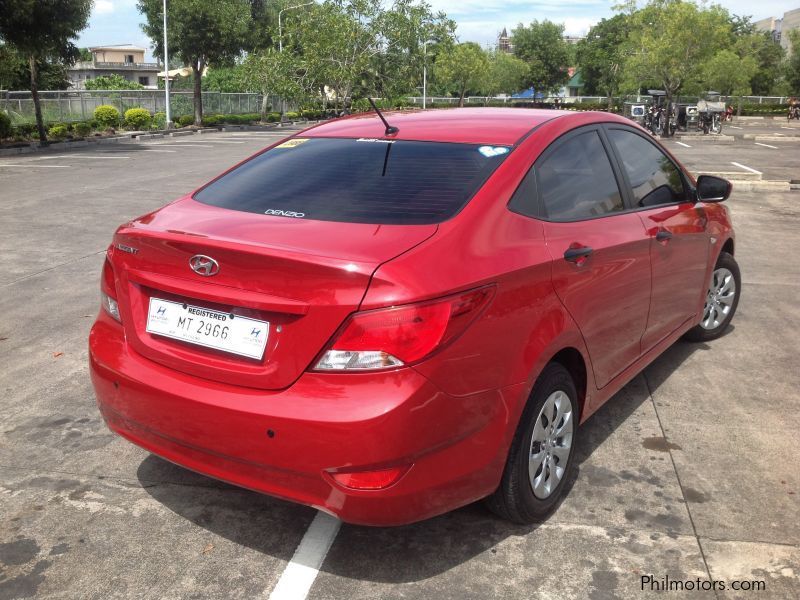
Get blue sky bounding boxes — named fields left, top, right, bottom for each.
left=77, top=0, right=797, bottom=60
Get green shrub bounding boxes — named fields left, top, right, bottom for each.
left=74, top=122, right=92, bottom=137
left=124, top=107, right=152, bottom=130
left=284, top=111, right=300, bottom=120
left=13, top=123, right=38, bottom=139
left=48, top=124, right=69, bottom=140
left=152, top=112, right=166, bottom=129
left=178, top=114, right=195, bottom=127
left=202, top=113, right=223, bottom=126
left=94, top=104, right=120, bottom=128
left=266, top=112, right=281, bottom=122
left=0, top=111, right=11, bottom=138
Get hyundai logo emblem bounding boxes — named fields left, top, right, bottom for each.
left=189, top=255, right=220, bottom=277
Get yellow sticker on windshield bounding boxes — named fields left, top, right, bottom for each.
left=276, top=138, right=309, bottom=148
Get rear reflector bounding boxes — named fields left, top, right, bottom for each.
left=314, top=286, right=493, bottom=371
left=329, top=465, right=411, bottom=490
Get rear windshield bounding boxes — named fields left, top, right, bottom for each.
left=192, top=137, right=511, bottom=225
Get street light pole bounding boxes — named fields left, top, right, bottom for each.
left=162, top=0, right=171, bottom=127
left=423, top=40, right=427, bottom=110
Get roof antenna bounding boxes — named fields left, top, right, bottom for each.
left=367, top=97, right=399, bottom=136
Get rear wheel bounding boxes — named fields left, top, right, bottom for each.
left=486, top=363, right=578, bottom=523
left=684, top=251, right=740, bottom=342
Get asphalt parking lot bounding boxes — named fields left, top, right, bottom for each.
left=1, top=121, right=799, bottom=599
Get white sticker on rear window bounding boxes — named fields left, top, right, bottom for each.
left=357, top=138, right=395, bottom=143
left=478, top=146, right=509, bottom=158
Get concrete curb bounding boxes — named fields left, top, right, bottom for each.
left=729, top=180, right=792, bottom=192
left=701, top=171, right=761, bottom=181
left=674, top=135, right=735, bottom=144
left=753, top=136, right=800, bottom=142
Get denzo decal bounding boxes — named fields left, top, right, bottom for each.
left=264, top=209, right=306, bottom=218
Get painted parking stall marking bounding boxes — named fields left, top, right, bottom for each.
left=269, top=512, right=341, bottom=600
left=676, top=141, right=691, bottom=148
left=754, top=142, right=778, bottom=149
left=731, top=162, right=762, bottom=175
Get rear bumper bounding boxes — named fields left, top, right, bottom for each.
left=89, top=315, right=522, bottom=525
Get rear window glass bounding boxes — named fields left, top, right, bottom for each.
left=193, top=138, right=510, bottom=225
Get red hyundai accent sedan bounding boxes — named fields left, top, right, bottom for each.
left=89, top=108, right=739, bottom=525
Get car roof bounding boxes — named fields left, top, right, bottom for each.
left=302, top=108, right=573, bottom=146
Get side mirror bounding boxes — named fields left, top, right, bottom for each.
left=696, top=175, right=732, bottom=202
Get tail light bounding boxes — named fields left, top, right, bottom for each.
left=101, top=258, right=121, bottom=322
left=313, top=286, right=493, bottom=371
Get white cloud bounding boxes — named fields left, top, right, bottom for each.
left=94, top=0, right=115, bottom=15
left=562, top=17, right=598, bottom=36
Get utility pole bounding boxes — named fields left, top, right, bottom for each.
left=163, top=0, right=171, bottom=127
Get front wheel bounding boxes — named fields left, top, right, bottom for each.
left=485, top=363, right=578, bottom=523
left=684, top=251, right=740, bottom=342
left=711, top=115, right=722, bottom=134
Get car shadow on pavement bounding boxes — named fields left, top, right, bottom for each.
left=137, top=337, right=716, bottom=583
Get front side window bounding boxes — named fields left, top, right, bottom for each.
left=536, top=130, right=624, bottom=221
left=608, top=129, right=687, bottom=207
left=193, top=138, right=510, bottom=225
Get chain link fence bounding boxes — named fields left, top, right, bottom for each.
left=407, top=95, right=792, bottom=106
left=0, top=90, right=289, bottom=124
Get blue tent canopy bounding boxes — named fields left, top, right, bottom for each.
left=511, top=87, right=545, bottom=99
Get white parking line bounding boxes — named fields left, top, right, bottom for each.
left=0, top=163, right=69, bottom=168
left=190, top=140, right=246, bottom=144
left=142, top=149, right=177, bottom=153
left=781, top=126, right=795, bottom=130
left=728, top=125, right=742, bottom=129
left=675, top=141, right=691, bottom=148
left=268, top=511, right=340, bottom=600
left=731, top=162, right=762, bottom=175
left=754, top=142, right=778, bottom=149
left=35, top=154, right=129, bottom=160
left=143, top=143, right=216, bottom=148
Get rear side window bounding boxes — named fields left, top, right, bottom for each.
left=536, top=131, right=624, bottom=221
left=607, top=129, right=687, bottom=207
left=193, top=138, right=510, bottom=225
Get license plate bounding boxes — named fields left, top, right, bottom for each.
left=146, top=298, right=269, bottom=360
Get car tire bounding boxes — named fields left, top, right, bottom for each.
left=684, top=251, right=740, bottom=342
left=485, top=362, right=578, bottom=524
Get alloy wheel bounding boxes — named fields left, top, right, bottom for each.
left=701, top=267, right=736, bottom=330
left=528, top=390, right=574, bottom=499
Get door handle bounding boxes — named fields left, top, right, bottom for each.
left=655, top=230, right=673, bottom=242
left=563, top=246, right=594, bottom=262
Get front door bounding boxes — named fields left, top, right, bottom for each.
left=605, top=127, right=710, bottom=351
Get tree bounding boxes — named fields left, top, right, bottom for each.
left=371, top=0, right=456, bottom=100
left=435, top=42, right=488, bottom=106
left=0, top=45, right=72, bottom=91
left=576, top=14, right=630, bottom=108
left=0, top=0, right=92, bottom=142
left=296, top=0, right=385, bottom=110
left=482, top=50, right=528, bottom=98
left=749, top=32, right=785, bottom=95
left=138, top=0, right=251, bottom=125
left=511, top=20, right=571, bottom=95
left=704, top=49, right=756, bottom=97
left=244, top=48, right=310, bottom=118
left=785, top=30, right=800, bottom=94
left=623, top=0, right=732, bottom=107
left=84, top=74, right=146, bottom=90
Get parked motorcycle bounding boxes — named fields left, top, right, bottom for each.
left=697, top=95, right=725, bottom=134
left=789, top=99, right=800, bottom=121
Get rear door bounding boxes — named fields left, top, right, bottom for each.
left=512, top=126, right=652, bottom=389
left=604, top=126, right=710, bottom=351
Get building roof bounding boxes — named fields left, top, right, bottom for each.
left=303, top=108, right=565, bottom=145
left=89, top=45, right=147, bottom=52
left=567, top=70, right=583, bottom=88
